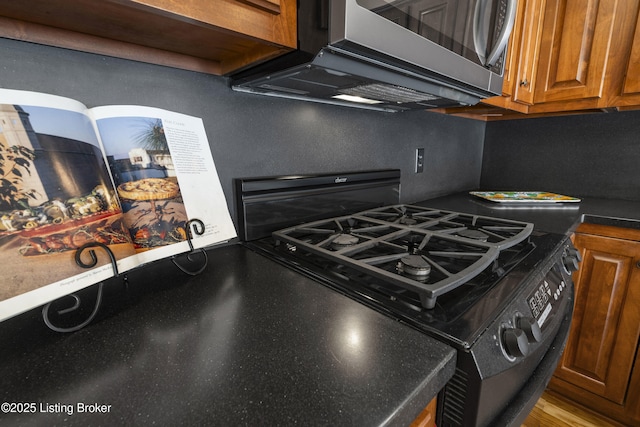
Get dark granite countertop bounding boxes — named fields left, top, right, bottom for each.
left=418, top=192, right=640, bottom=236
left=0, top=244, right=455, bottom=427
left=3, top=192, right=635, bottom=426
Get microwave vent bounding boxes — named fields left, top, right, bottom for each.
left=339, top=83, right=440, bottom=104
left=258, top=84, right=310, bottom=96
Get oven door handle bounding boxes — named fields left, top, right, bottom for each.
left=473, top=0, right=518, bottom=67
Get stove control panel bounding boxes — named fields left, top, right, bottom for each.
left=529, top=273, right=565, bottom=325
left=500, top=258, right=572, bottom=360
left=528, top=279, right=555, bottom=325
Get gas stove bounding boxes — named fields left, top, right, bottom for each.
left=256, top=203, right=564, bottom=350
left=234, top=170, right=576, bottom=427
left=272, top=204, right=533, bottom=309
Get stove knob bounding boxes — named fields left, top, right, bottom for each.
left=503, top=328, right=529, bottom=358
left=518, top=316, right=542, bottom=343
left=563, top=256, right=579, bottom=273
left=563, top=246, right=582, bottom=273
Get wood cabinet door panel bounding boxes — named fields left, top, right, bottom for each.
left=410, top=396, right=437, bottom=427
left=130, top=0, right=296, bottom=45
left=237, top=0, right=282, bottom=14
left=554, top=232, right=640, bottom=405
left=499, top=0, right=524, bottom=97
left=534, top=0, right=617, bottom=103
left=0, top=0, right=296, bottom=74
left=622, top=10, right=640, bottom=95
left=511, top=0, right=546, bottom=104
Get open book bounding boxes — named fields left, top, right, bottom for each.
left=0, top=89, right=237, bottom=322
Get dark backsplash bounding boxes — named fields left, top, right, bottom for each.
left=2, top=36, right=638, bottom=216
left=0, top=38, right=484, bottom=220
left=482, top=111, right=640, bottom=202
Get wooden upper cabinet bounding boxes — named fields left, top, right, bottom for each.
left=0, top=0, right=297, bottom=75
left=614, top=8, right=640, bottom=106
left=622, top=12, right=640, bottom=96
left=533, top=0, right=617, bottom=104
left=477, top=0, right=640, bottom=118
left=237, top=0, right=283, bottom=14
left=510, top=0, right=546, bottom=105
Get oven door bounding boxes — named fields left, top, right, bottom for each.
left=331, top=0, right=517, bottom=94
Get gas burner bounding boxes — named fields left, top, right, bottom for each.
left=398, top=254, right=432, bottom=277
left=457, top=229, right=489, bottom=241
left=399, top=216, right=418, bottom=225
left=331, top=233, right=359, bottom=250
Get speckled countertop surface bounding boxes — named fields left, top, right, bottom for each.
left=0, top=244, right=455, bottom=427
left=3, top=192, right=637, bottom=426
left=419, top=193, right=640, bottom=235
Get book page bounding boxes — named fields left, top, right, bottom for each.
left=0, top=89, right=136, bottom=322
left=89, top=105, right=237, bottom=268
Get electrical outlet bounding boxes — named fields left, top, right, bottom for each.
left=415, top=148, right=424, bottom=173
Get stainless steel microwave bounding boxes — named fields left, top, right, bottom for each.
left=232, top=0, right=517, bottom=112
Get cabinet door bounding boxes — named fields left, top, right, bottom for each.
left=552, top=231, right=640, bottom=423
left=533, top=0, right=618, bottom=103
left=510, top=0, right=546, bottom=104
left=600, top=0, right=640, bottom=108
left=481, top=0, right=542, bottom=113
left=237, top=0, right=282, bottom=14
left=131, top=0, right=295, bottom=46
left=409, top=396, right=437, bottom=427
left=0, top=0, right=297, bottom=75
left=620, top=9, right=640, bottom=97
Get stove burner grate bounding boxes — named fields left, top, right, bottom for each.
left=359, top=204, right=533, bottom=250
left=275, top=221, right=511, bottom=308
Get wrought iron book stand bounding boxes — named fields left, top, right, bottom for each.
left=41, top=218, right=208, bottom=332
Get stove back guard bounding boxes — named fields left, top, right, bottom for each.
left=234, top=169, right=401, bottom=241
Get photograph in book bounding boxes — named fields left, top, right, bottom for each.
left=95, top=116, right=189, bottom=250
left=0, top=89, right=237, bottom=323
left=0, top=102, right=135, bottom=306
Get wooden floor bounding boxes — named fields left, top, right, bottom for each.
left=522, top=391, right=619, bottom=427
